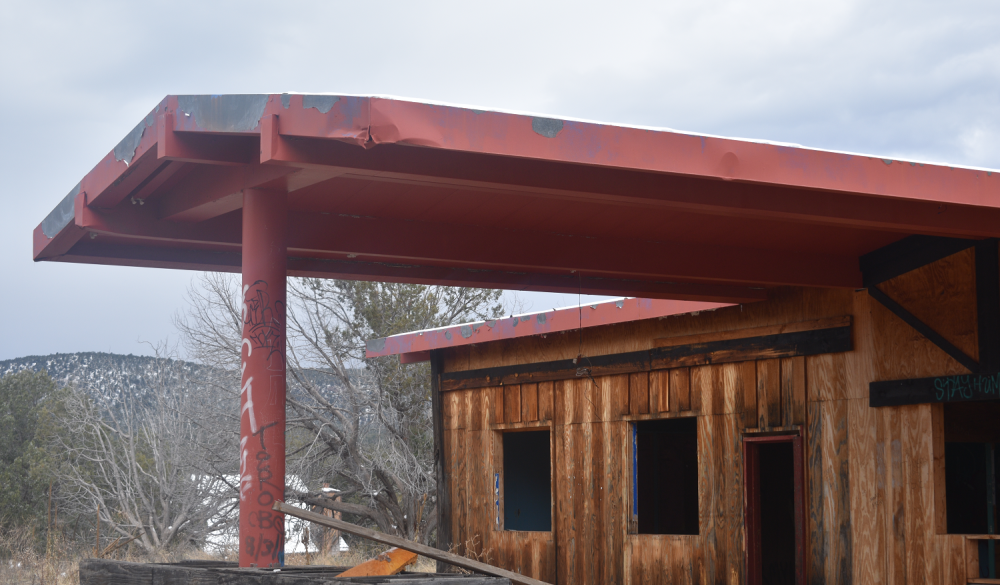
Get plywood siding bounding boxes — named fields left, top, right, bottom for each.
left=878, top=247, right=978, bottom=364
left=848, top=398, right=885, bottom=585
left=439, top=245, right=985, bottom=585
left=807, top=399, right=852, bottom=584
left=554, top=419, right=627, bottom=585
left=492, top=531, right=556, bottom=582
left=443, top=389, right=557, bottom=584
left=449, top=287, right=853, bottom=372
left=620, top=413, right=743, bottom=585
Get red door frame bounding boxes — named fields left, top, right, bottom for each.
left=743, top=432, right=806, bottom=585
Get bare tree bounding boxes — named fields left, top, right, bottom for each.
left=46, top=353, right=236, bottom=554
left=177, top=274, right=504, bottom=544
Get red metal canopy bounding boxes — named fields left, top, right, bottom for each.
left=33, top=94, right=1000, bottom=303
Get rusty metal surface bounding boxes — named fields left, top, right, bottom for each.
left=366, top=297, right=730, bottom=362
left=32, top=94, right=1000, bottom=303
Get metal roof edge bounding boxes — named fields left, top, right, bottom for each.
left=365, top=297, right=732, bottom=363
left=34, top=93, right=1000, bottom=254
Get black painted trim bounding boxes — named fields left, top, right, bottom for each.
left=429, top=349, right=451, bottom=572
left=976, top=239, right=1000, bottom=372
left=441, top=349, right=651, bottom=391
left=441, top=325, right=852, bottom=392
left=649, top=327, right=852, bottom=369
left=870, top=372, right=1000, bottom=407
left=860, top=234, right=976, bottom=287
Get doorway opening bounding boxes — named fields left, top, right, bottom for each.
left=744, top=433, right=804, bottom=585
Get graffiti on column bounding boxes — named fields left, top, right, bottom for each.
left=243, top=420, right=283, bottom=563
left=243, top=279, right=286, bottom=370
left=240, top=278, right=286, bottom=565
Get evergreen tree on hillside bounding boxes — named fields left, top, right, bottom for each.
left=0, top=371, right=59, bottom=535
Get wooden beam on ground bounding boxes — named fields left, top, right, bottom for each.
left=337, top=547, right=417, bottom=577
left=273, top=501, right=551, bottom=585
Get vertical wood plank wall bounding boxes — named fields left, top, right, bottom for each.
left=440, top=246, right=982, bottom=585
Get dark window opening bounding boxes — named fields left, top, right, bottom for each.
left=944, top=402, right=1000, bottom=578
left=502, top=430, right=551, bottom=531
left=758, top=442, right=796, bottom=585
left=634, top=417, right=698, bottom=535
left=945, top=442, right=990, bottom=534
left=944, top=402, right=1000, bottom=535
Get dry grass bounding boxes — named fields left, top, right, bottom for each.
left=0, top=525, right=79, bottom=585
left=0, top=526, right=235, bottom=585
left=0, top=527, right=80, bottom=585
left=448, top=534, right=494, bottom=575
left=0, top=528, right=458, bottom=584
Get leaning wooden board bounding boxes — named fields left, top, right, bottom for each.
left=274, top=501, right=551, bottom=585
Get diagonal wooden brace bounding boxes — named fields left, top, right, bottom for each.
left=273, top=501, right=551, bottom=585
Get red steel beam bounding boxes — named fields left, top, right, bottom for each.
left=155, top=164, right=295, bottom=222
left=45, top=241, right=242, bottom=273
left=238, top=188, right=288, bottom=568
left=263, top=131, right=1000, bottom=239
left=45, top=241, right=765, bottom=302
left=365, top=98, right=999, bottom=212
left=157, top=114, right=259, bottom=166
left=288, top=212, right=862, bottom=288
left=285, top=256, right=768, bottom=303
left=48, top=202, right=860, bottom=289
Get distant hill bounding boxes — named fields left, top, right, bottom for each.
left=1, top=352, right=197, bottom=386
left=0, top=352, right=221, bottom=405
left=0, top=352, right=350, bottom=405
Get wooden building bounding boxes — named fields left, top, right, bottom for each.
left=371, top=238, right=1000, bottom=585
left=33, top=94, right=1000, bottom=581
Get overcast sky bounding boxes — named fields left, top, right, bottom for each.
left=2, top=0, right=998, bottom=361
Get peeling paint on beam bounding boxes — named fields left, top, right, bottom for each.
left=41, top=183, right=80, bottom=238
left=176, top=94, right=268, bottom=133
left=366, top=337, right=386, bottom=353
left=531, top=117, right=564, bottom=138
left=302, top=95, right=340, bottom=114
left=113, top=113, right=155, bottom=165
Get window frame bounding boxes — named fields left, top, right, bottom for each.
left=629, top=415, right=701, bottom=537
left=492, top=423, right=554, bottom=533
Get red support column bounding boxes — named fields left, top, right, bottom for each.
left=239, top=188, right=288, bottom=567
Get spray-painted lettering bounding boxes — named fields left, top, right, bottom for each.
left=933, top=372, right=1000, bottom=401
